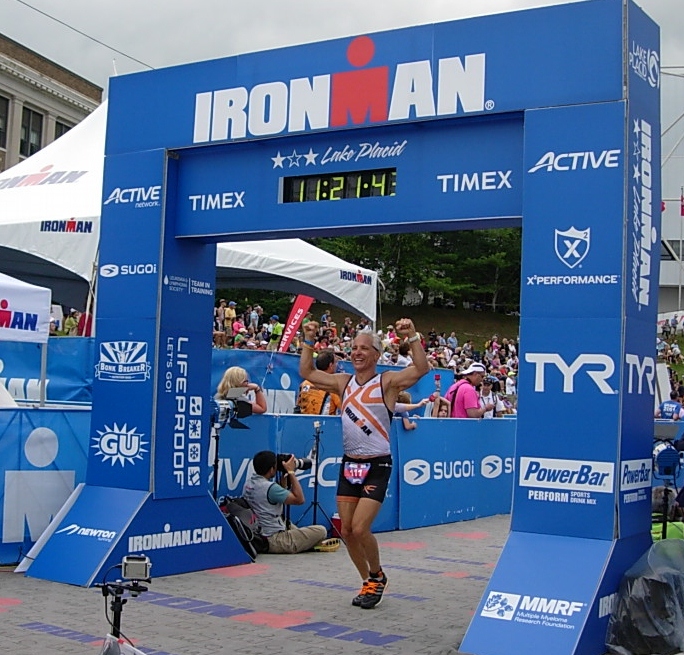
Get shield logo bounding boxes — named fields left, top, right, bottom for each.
left=554, top=227, right=590, bottom=269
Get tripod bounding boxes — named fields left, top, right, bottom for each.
left=96, top=580, right=148, bottom=639
left=297, top=421, right=340, bottom=537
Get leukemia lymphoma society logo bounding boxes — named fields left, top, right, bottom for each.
left=91, top=423, right=148, bottom=466
left=403, top=459, right=430, bottom=485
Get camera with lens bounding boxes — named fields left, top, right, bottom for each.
left=277, top=453, right=313, bottom=473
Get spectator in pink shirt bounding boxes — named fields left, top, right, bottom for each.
left=445, top=362, right=494, bottom=418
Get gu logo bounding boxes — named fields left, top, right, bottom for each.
left=555, top=227, right=590, bottom=269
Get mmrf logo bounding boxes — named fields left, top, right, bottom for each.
left=403, top=459, right=430, bottom=486
left=555, top=227, right=590, bottom=269
left=481, top=591, right=521, bottom=621
left=525, top=353, right=616, bottom=394
left=100, top=263, right=158, bottom=278
left=95, top=341, right=151, bottom=382
left=91, top=423, right=148, bottom=466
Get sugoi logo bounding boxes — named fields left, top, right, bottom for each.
left=194, top=35, right=487, bottom=143
left=481, top=455, right=502, bottom=479
left=403, top=459, right=430, bottom=485
left=555, top=227, right=590, bottom=269
left=55, top=523, right=116, bottom=541
left=520, top=457, right=614, bottom=493
left=525, top=353, right=616, bottom=394
left=104, top=185, right=161, bottom=208
left=100, top=263, right=158, bottom=278
left=528, top=150, right=620, bottom=173
left=91, top=423, right=148, bottom=466
left=95, top=341, right=151, bottom=382
left=481, top=591, right=521, bottom=621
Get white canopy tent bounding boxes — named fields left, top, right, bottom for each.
left=0, top=102, right=377, bottom=321
left=0, top=272, right=51, bottom=344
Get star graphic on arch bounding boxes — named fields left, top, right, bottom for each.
left=633, top=163, right=641, bottom=182
left=271, top=151, right=285, bottom=168
left=303, top=148, right=319, bottom=165
left=287, top=150, right=302, bottom=167
left=633, top=119, right=640, bottom=136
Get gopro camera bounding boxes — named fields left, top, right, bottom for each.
left=121, top=554, right=151, bottom=580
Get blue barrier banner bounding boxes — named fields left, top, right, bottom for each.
left=0, top=408, right=90, bottom=564
left=397, top=418, right=515, bottom=529
left=0, top=338, right=94, bottom=404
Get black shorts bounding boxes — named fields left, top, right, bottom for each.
left=336, top=454, right=392, bottom=504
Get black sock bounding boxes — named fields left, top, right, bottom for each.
left=369, top=569, right=383, bottom=580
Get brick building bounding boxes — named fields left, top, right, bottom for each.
left=0, top=34, right=102, bottom=172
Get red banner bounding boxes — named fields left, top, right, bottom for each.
left=278, top=295, right=314, bottom=352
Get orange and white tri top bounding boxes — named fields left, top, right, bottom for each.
left=341, top=373, right=392, bottom=457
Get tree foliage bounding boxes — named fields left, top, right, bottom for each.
left=308, top=228, right=522, bottom=312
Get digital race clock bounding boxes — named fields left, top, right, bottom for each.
left=282, top=168, right=396, bottom=203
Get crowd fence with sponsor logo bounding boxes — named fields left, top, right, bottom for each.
left=0, top=408, right=514, bottom=565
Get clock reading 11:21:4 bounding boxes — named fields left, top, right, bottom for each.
left=282, top=168, right=396, bottom=203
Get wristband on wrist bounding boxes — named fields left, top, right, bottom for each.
left=304, top=339, right=315, bottom=346
left=407, top=334, right=420, bottom=343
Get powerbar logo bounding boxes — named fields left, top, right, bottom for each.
left=194, top=35, right=487, bottom=143
left=519, top=457, right=614, bottom=493
left=630, top=118, right=655, bottom=309
left=55, top=523, right=116, bottom=542
left=128, top=523, right=223, bottom=551
left=481, top=591, right=585, bottom=623
left=620, top=459, right=652, bottom=491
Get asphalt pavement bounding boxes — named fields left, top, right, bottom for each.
left=1, top=514, right=510, bottom=655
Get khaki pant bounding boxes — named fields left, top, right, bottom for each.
left=265, top=525, right=327, bottom=554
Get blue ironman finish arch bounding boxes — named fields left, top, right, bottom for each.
left=24, top=1, right=660, bottom=653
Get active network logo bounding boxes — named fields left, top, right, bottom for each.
left=91, top=423, right=148, bottom=467
left=555, top=227, right=590, bottom=269
left=527, top=149, right=620, bottom=174
left=100, top=263, right=158, bottom=278
left=103, top=185, right=161, bottom=208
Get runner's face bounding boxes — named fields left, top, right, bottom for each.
left=351, top=334, right=378, bottom=371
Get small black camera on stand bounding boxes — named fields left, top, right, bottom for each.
left=95, top=554, right=152, bottom=644
left=209, top=390, right=253, bottom=501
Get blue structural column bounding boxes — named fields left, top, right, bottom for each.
left=461, top=5, right=660, bottom=655
left=24, top=150, right=250, bottom=586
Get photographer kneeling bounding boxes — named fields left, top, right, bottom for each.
left=243, top=450, right=327, bottom=554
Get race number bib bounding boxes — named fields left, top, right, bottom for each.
left=343, top=461, right=371, bottom=485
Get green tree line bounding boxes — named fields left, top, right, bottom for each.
left=308, top=227, right=522, bottom=312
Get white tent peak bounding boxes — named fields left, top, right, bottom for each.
left=0, top=103, right=377, bottom=321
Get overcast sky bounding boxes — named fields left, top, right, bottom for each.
left=2, top=0, right=683, bottom=193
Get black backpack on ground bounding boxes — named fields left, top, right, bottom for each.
left=219, top=496, right=269, bottom=558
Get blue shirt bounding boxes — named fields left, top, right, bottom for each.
left=658, top=400, right=682, bottom=420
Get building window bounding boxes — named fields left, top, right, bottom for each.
left=20, top=107, right=43, bottom=157
left=662, top=240, right=677, bottom=261
left=54, top=120, right=72, bottom=140
left=0, top=96, right=8, bottom=149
